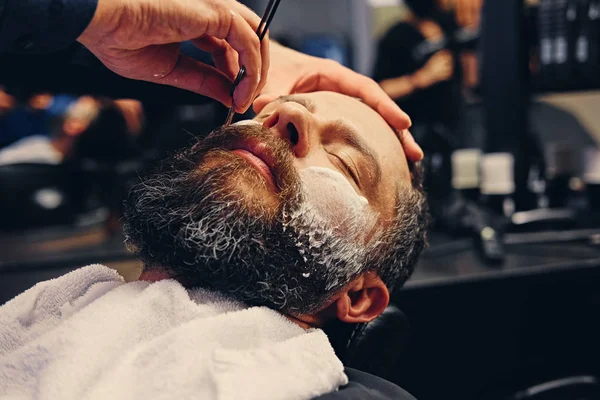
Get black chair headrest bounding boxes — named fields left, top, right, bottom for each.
left=323, top=304, right=410, bottom=380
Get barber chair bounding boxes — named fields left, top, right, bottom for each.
left=481, top=375, right=600, bottom=400
left=509, top=376, right=600, bottom=400
left=0, top=163, right=86, bottom=231
left=323, top=304, right=410, bottom=381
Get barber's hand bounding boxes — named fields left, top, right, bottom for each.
left=253, top=43, right=423, bottom=161
left=419, top=50, right=454, bottom=86
left=77, top=0, right=269, bottom=112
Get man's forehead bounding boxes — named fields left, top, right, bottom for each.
left=276, top=93, right=403, bottom=144
left=268, top=92, right=411, bottom=184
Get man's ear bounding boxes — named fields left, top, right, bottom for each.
left=334, top=271, right=390, bottom=324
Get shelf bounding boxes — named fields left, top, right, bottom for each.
left=533, top=88, right=600, bottom=98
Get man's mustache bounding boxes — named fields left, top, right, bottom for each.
left=188, top=122, right=299, bottom=198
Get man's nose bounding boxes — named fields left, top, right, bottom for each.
left=262, top=102, right=314, bottom=158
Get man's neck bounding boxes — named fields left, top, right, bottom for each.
left=137, top=270, right=325, bottom=330
left=138, top=269, right=171, bottom=282
left=285, top=314, right=323, bottom=330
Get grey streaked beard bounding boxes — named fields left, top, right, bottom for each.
left=123, top=126, right=370, bottom=315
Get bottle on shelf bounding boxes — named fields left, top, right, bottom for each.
left=566, top=0, right=583, bottom=87
left=451, top=149, right=482, bottom=203
left=539, top=0, right=557, bottom=89
left=480, top=153, right=516, bottom=218
left=576, top=0, right=600, bottom=88
left=554, top=0, right=572, bottom=89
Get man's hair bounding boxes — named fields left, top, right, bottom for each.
left=364, top=160, right=429, bottom=294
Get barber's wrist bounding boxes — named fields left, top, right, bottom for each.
left=402, top=75, right=416, bottom=94
left=77, top=0, right=111, bottom=48
left=379, top=76, right=413, bottom=99
left=410, top=70, right=429, bottom=90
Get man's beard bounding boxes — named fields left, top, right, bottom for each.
left=123, top=124, right=367, bottom=315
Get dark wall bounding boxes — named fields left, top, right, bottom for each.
left=392, top=266, right=600, bottom=400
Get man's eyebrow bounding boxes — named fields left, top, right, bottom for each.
left=274, top=96, right=316, bottom=113
left=330, top=121, right=382, bottom=188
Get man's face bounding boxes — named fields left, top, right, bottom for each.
left=255, top=92, right=412, bottom=223
left=124, top=92, right=420, bottom=315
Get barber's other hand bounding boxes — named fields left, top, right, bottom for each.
left=253, top=43, right=423, bottom=161
left=77, top=0, right=269, bottom=112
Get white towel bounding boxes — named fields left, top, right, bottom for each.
left=0, top=264, right=348, bottom=400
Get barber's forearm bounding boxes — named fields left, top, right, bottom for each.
left=379, top=75, right=416, bottom=99
left=0, top=0, right=98, bottom=53
left=380, top=65, right=439, bottom=99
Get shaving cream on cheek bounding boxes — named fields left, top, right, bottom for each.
left=299, top=167, right=375, bottom=237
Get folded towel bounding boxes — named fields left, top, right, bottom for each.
left=0, top=264, right=348, bottom=400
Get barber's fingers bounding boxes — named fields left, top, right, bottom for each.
left=254, top=59, right=423, bottom=161
left=295, top=60, right=413, bottom=128
left=232, top=3, right=271, bottom=101
left=201, top=4, right=263, bottom=112
left=397, top=130, right=423, bottom=162
left=191, top=37, right=240, bottom=81
left=145, top=45, right=232, bottom=106
left=253, top=94, right=279, bottom=114
left=195, top=35, right=270, bottom=109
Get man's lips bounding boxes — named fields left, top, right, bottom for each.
left=229, top=140, right=279, bottom=191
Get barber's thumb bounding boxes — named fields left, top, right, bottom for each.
left=253, top=94, right=278, bottom=113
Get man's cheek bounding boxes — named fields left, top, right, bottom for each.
left=299, top=167, right=376, bottom=240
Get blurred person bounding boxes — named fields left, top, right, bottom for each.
left=436, top=0, right=483, bottom=27
left=27, top=93, right=55, bottom=111
left=0, top=0, right=423, bottom=163
left=0, top=91, right=57, bottom=146
left=0, top=87, right=15, bottom=117
left=0, top=87, right=18, bottom=145
left=0, top=92, right=428, bottom=400
left=444, top=0, right=483, bottom=92
left=374, top=0, right=463, bottom=142
left=33, top=93, right=80, bottom=119
left=0, top=96, right=135, bottom=165
left=455, top=0, right=483, bottom=28
left=0, top=91, right=80, bottom=145
left=0, top=96, right=98, bottom=165
left=114, top=99, right=145, bottom=137
left=73, top=99, right=139, bottom=164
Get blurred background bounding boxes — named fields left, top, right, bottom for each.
left=1, top=0, right=600, bottom=399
